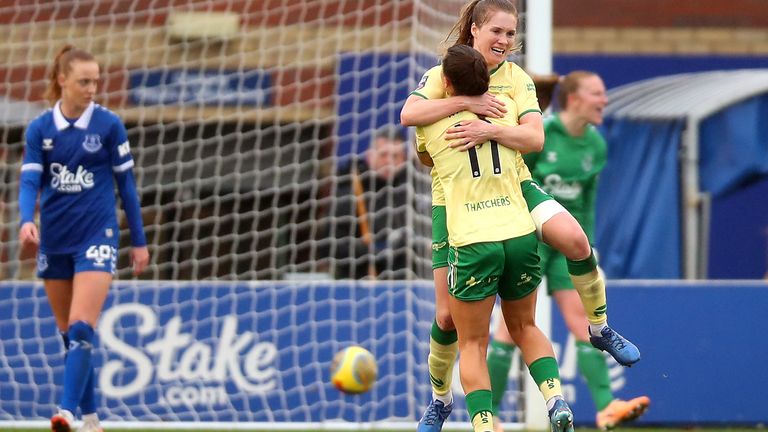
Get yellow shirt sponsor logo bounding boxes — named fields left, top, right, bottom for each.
left=464, top=195, right=512, bottom=212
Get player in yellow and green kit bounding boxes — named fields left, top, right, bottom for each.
left=400, top=2, right=640, bottom=432
left=415, top=43, right=575, bottom=432
left=488, top=71, right=650, bottom=431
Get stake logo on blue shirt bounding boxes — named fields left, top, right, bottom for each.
left=49, top=163, right=95, bottom=193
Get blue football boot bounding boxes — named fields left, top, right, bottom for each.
left=589, top=326, right=641, bottom=366
left=548, top=399, right=574, bottom=432
left=417, top=398, right=453, bottom=432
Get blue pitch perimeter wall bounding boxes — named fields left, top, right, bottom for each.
left=1, top=280, right=766, bottom=425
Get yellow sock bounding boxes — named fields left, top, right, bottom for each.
left=570, top=269, right=608, bottom=325
left=538, top=377, right=564, bottom=402
left=428, top=338, right=458, bottom=396
left=471, top=410, right=494, bottom=432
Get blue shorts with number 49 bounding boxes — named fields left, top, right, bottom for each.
left=37, top=230, right=119, bottom=279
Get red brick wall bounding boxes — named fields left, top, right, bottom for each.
left=0, top=0, right=413, bottom=27
left=555, top=0, right=768, bottom=27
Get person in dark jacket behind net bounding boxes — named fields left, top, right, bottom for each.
left=328, top=124, right=414, bottom=280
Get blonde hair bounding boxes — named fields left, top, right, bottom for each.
left=557, top=70, right=599, bottom=110
left=44, top=45, right=96, bottom=106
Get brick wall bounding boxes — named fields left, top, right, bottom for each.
left=552, top=0, right=768, bottom=55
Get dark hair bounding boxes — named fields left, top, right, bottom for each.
left=442, top=45, right=489, bottom=97
left=556, top=70, right=598, bottom=110
left=373, top=124, right=406, bottom=143
left=44, top=45, right=96, bottom=105
left=445, top=0, right=518, bottom=49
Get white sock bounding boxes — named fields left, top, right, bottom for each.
left=590, top=322, right=608, bottom=336
left=433, top=391, right=453, bottom=406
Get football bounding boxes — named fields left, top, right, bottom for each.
left=330, top=346, right=378, bottom=394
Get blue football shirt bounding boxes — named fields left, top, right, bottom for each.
left=21, top=101, right=139, bottom=254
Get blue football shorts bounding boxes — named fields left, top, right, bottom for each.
left=37, top=229, right=119, bottom=279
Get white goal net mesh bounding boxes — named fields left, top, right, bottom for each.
left=0, top=0, right=535, bottom=427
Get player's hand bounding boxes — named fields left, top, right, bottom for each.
left=19, top=222, right=40, bottom=247
left=464, top=93, right=506, bottom=118
left=445, top=120, right=494, bottom=151
left=130, top=246, right=150, bottom=276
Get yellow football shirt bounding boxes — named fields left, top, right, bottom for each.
left=416, top=111, right=535, bottom=247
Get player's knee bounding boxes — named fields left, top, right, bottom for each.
left=67, top=320, right=95, bottom=346
left=435, top=310, right=455, bottom=332
left=564, top=230, right=591, bottom=261
left=503, top=318, right=535, bottom=344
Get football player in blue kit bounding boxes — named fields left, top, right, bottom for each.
left=18, top=45, right=149, bottom=432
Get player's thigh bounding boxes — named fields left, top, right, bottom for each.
left=433, top=267, right=453, bottom=330
left=540, top=244, right=574, bottom=295
left=43, top=277, right=74, bottom=332
left=540, top=212, right=590, bottom=260
left=68, top=239, right=118, bottom=326
left=448, top=294, right=495, bottom=345
left=499, top=287, right=538, bottom=333
left=492, top=310, right=515, bottom=344
left=448, top=242, right=504, bottom=302
left=498, top=233, right=541, bottom=301
left=70, top=272, right=112, bottom=327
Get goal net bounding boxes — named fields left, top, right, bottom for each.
left=0, top=0, right=545, bottom=429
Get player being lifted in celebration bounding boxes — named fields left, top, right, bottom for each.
left=18, top=45, right=149, bottom=432
left=415, top=43, right=574, bottom=432
left=488, top=71, right=650, bottom=431
left=400, top=2, right=640, bottom=430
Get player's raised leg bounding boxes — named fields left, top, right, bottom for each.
left=539, top=212, right=640, bottom=366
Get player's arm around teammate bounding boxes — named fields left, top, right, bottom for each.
left=18, top=45, right=148, bottom=432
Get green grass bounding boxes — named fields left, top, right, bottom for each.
left=2, top=429, right=766, bottom=432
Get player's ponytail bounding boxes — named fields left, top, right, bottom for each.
left=444, top=0, right=518, bottom=50
left=44, top=45, right=96, bottom=106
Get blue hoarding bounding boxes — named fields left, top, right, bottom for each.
left=1, top=280, right=767, bottom=425
left=129, top=69, right=271, bottom=106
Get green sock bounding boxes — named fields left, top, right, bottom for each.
left=527, top=356, right=563, bottom=402
left=576, top=341, right=613, bottom=411
left=429, top=320, right=458, bottom=396
left=566, top=249, right=598, bottom=275
left=466, top=390, right=493, bottom=432
left=487, top=340, right=516, bottom=416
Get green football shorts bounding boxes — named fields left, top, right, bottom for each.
left=447, top=232, right=541, bottom=301
left=431, top=206, right=449, bottom=269
left=538, top=242, right=574, bottom=293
